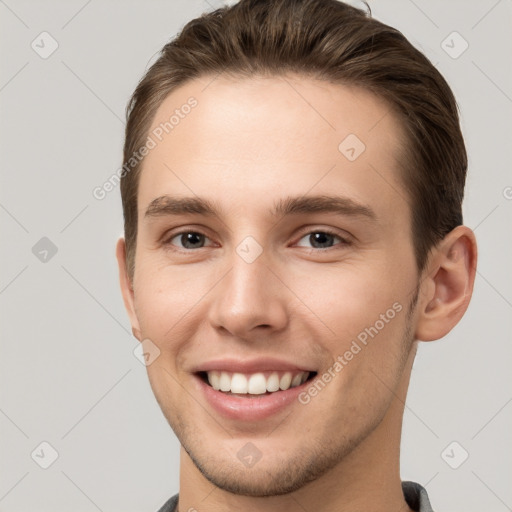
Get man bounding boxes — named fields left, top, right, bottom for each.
left=116, top=1, right=477, bottom=511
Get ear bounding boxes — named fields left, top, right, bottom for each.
left=116, top=237, right=142, bottom=341
left=415, top=225, right=477, bottom=342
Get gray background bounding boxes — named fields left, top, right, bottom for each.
left=1, top=0, right=511, bottom=511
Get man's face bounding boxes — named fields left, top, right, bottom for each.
left=124, top=74, right=422, bottom=495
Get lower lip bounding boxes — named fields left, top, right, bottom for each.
left=194, top=374, right=311, bottom=421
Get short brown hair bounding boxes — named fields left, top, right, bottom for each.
left=121, top=0, right=467, bottom=278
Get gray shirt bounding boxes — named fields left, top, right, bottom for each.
left=156, top=481, right=434, bottom=512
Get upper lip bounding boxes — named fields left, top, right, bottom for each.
left=191, top=357, right=315, bottom=374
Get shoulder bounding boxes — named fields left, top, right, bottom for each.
left=402, top=481, right=435, bottom=512
left=156, top=485, right=434, bottom=512
left=155, top=493, right=179, bottom=512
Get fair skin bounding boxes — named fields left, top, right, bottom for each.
left=117, top=74, right=477, bottom=512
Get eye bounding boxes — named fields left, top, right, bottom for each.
left=165, top=231, right=213, bottom=250
left=163, top=228, right=351, bottom=252
left=295, top=230, right=350, bottom=250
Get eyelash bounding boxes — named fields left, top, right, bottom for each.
left=162, top=228, right=352, bottom=252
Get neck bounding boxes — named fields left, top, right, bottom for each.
left=178, top=348, right=417, bottom=512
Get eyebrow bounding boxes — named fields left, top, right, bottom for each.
left=144, top=194, right=377, bottom=221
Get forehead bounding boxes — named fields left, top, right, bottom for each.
left=138, top=73, right=409, bottom=222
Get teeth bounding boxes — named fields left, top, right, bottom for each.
left=291, top=374, right=302, bottom=388
left=231, top=373, right=248, bottom=393
left=279, top=372, right=292, bottom=390
left=266, top=372, right=280, bottom=392
left=209, top=370, right=221, bottom=390
left=248, top=373, right=266, bottom=394
left=206, top=370, right=310, bottom=395
left=219, top=372, right=231, bottom=392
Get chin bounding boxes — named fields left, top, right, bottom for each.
left=181, top=439, right=347, bottom=497
left=192, top=459, right=317, bottom=497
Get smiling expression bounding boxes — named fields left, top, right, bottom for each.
left=119, top=73, right=424, bottom=496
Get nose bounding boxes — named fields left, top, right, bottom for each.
left=207, top=250, right=289, bottom=339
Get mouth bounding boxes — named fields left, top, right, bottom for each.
left=192, top=358, right=319, bottom=421
left=197, top=370, right=318, bottom=397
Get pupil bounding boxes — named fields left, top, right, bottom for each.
left=311, top=232, right=332, bottom=248
left=183, top=232, right=203, bottom=248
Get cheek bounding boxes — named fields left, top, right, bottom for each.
left=295, top=262, right=413, bottom=389
left=133, top=265, right=207, bottom=348
left=295, top=263, right=403, bottom=332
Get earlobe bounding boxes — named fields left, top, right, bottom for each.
left=115, top=237, right=142, bottom=341
left=414, top=226, right=477, bottom=342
